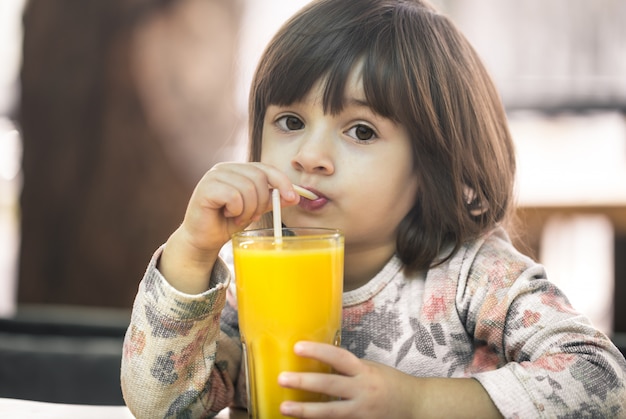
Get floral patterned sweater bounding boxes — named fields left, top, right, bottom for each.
left=121, top=227, right=626, bottom=418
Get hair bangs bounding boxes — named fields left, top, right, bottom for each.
left=255, top=0, right=407, bottom=117
left=360, top=36, right=409, bottom=124
left=259, top=34, right=368, bottom=115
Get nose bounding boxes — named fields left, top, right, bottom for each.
left=291, top=132, right=335, bottom=175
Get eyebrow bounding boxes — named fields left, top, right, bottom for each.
left=343, top=96, right=388, bottom=120
left=343, top=95, right=401, bottom=127
left=344, top=97, right=371, bottom=108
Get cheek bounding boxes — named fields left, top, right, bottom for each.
left=259, top=131, right=271, bottom=161
left=349, top=169, right=416, bottom=224
left=261, top=151, right=292, bottom=173
left=260, top=132, right=293, bottom=167
left=259, top=139, right=279, bottom=165
left=373, top=167, right=418, bottom=221
left=397, top=177, right=419, bottom=219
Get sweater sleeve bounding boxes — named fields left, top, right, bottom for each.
left=121, top=246, right=245, bottom=418
left=457, top=230, right=626, bottom=418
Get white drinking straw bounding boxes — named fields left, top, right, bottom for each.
left=272, top=188, right=283, bottom=245
left=293, top=184, right=319, bottom=200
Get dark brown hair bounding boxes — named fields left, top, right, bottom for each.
left=248, top=0, right=516, bottom=273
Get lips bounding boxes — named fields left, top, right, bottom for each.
left=297, top=188, right=328, bottom=211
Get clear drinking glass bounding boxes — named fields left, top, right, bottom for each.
left=232, top=227, right=344, bottom=419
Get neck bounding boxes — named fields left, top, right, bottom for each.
left=343, top=243, right=396, bottom=291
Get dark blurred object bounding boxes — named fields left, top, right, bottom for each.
left=0, top=305, right=129, bottom=405
left=615, top=236, right=626, bottom=333
left=613, top=333, right=626, bottom=359
left=1, top=306, right=623, bottom=406
left=17, top=0, right=243, bottom=308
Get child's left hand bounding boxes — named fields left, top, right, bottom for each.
left=278, top=341, right=418, bottom=418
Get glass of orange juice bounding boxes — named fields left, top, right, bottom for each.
left=232, top=227, right=344, bottom=419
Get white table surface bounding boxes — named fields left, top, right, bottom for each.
left=0, top=397, right=246, bottom=418
left=0, top=398, right=135, bottom=418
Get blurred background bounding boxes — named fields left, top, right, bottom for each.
left=0, top=0, right=624, bottom=406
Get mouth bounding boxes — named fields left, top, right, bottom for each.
left=297, top=187, right=328, bottom=211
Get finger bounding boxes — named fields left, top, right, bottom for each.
left=196, top=174, right=257, bottom=223
left=218, top=163, right=298, bottom=220
left=205, top=179, right=246, bottom=219
left=204, top=164, right=268, bottom=223
left=278, top=371, right=355, bottom=400
left=248, top=162, right=299, bottom=204
left=223, top=174, right=264, bottom=223
left=280, top=399, right=352, bottom=419
left=293, top=341, right=363, bottom=377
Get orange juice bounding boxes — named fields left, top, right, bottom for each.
left=232, top=228, right=344, bottom=419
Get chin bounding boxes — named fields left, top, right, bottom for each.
left=283, top=216, right=337, bottom=230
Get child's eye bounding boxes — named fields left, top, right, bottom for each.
left=276, top=115, right=304, bottom=131
left=346, top=124, right=377, bottom=142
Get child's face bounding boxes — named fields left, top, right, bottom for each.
left=260, top=67, right=419, bottom=255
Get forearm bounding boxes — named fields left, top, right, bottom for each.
left=122, top=321, right=224, bottom=418
left=159, top=227, right=221, bottom=294
left=278, top=342, right=503, bottom=419
left=121, top=252, right=234, bottom=418
left=410, top=377, right=502, bottom=419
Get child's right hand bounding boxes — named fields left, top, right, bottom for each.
left=158, top=162, right=299, bottom=294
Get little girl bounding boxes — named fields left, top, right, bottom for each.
left=121, top=0, right=626, bottom=417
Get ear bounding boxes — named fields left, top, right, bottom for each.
left=463, top=184, right=489, bottom=216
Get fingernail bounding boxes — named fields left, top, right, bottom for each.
left=294, top=341, right=306, bottom=354
left=280, top=402, right=296, bottom=416
left=278, top=372, right=291, bottom=386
